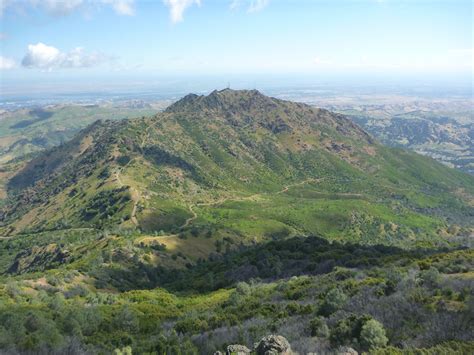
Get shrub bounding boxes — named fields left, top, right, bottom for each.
left=235, top=282, right=252, bottom=296
left=114, top=346, right=132, bottom=355
left=309, top=317, right=329, bottom=338
left=330, top=314, right=373, bottom=348
left=360, top=319, right=388, bottom=350
left=320, top=288, right=347, bottom=316
left=419, top=268, right=440, bottom=288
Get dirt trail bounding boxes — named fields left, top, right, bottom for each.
left=277, top=178, right=323, bottom=194
left=118, top=122, right=156, bottom=226
left=179, top=177, right=324, bottom=229
left=114, top=158, right=140, bottom=226
left=116, top=124, right=325, bottom=230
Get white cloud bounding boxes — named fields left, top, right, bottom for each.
left=163, top=0, right=201, bottom=23
left=37, top=0, right=84, bottom=16
left=1, top=0, right=135, bottom=17
left=247, top=0, right=270, bottom=13
left=22, top=43, right=62, bottom=69
left=21, top=42, right=111, bottom=70
left=101, top=0, right=135, bottom=16
left=230, top=0, right=270, bottom=13
left=0, top=56, right=16, bottom=70
left=229, top=0, right=241, bottom=10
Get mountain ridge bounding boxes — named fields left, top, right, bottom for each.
left=1, top=90, right=472, bottom=251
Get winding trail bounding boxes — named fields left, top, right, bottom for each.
left=277, top=178, right=323, bottom=194
left=115, top=120, right=326, bottom=231
left=119, top=120, right=157, bottom=226
left=114, top=159, right=140, bottom=226
left=178, top=177, right=323, bottom=229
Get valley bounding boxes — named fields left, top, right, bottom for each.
left=282, top=92, right=474, bottom=175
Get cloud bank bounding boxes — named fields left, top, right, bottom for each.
left=21, top=43, right=111, bottom=70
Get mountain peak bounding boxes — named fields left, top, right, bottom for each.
left=165, top=89, right=275, bottom=113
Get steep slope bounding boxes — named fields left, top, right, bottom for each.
left=1, top=90, right=472, bottom=251
left=0, top=104, right=157, bottom=164
left=346, top=110, right=474, bottom=174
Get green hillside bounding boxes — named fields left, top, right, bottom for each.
left=0, top=104, right=157, bottom=164
left=0, top=90, right=473, bottom=354
left=2, top=90, right=472, bottom=249
left=0, top=104, right=158, bottom=202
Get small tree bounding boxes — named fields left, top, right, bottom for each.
left=114, top=346, right=132, bottom=355
left=320, top=288, right=348, bottom=316
left=309, top=317, right=329, bottom=338
left=419, top=267, right=440, bottom=288
left=360, top=319, right=388, bottom=350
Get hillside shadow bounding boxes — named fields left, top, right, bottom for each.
left=93, top=235, right=458, bottom=293
left=10, top=108, right=54, bottom=129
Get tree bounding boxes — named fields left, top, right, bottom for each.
left=320, top=288, right=348, bottom=316
left=360, top=319, right=388, bottom=350
left=114, top=346, right=132, bottom=355
left=309, top=317, right=329, bottom=338
left=113, top=306, right=139, bottom=333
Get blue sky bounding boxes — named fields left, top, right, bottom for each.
left=0, top=0, right=472, bottom=93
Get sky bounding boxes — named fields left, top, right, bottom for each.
left=0, top=0, right=472, bottom=95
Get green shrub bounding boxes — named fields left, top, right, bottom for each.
left=309, top=317, right=329, bottom=338
left=360, top=319, right=388, bottom=350
left=320, top=288, right=347, bottom=316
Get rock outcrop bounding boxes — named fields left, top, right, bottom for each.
left=226, top=344, right=251, bottom=355
left=219, top=335, right=293, bottom=355
left=254, top=335, right=293, bottom=355
left=336, top=346, right=358, bottom=355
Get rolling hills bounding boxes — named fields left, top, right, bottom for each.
left=345, top=109, right=474, bottom=175
left=1, top=89, right=472, bottom=251
left=0, top=89, right=473, bottom=354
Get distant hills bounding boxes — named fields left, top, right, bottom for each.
left=0, top=103, right=159, bottom=165
left=339, top=107, right=473, bottom=174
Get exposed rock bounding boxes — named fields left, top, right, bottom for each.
left=226, top=344, right=251, bottom=355
left=254, top=335, right=293, bottom=355
left=336, top=346, right=358, bottom=355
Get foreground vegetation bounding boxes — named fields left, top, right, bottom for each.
left=0, top=234, right=472, bottom=354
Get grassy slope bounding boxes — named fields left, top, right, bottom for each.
left=0, top=105, right=157, bottom=202
left=0, top=105, right=156, bottom=162
left=1, top=91, right=472, bottom=253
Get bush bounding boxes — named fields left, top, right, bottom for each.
left=419, top=267, right=440, bottom=288
left=330, top=314, right=373, bottom=348
left=309, top=317, right=329, bottom=338
left=235, top=282, right=252, bottom=296
left=320, top=288, right=347, bottom=316
left=360, top=319, right=388, bottom=350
